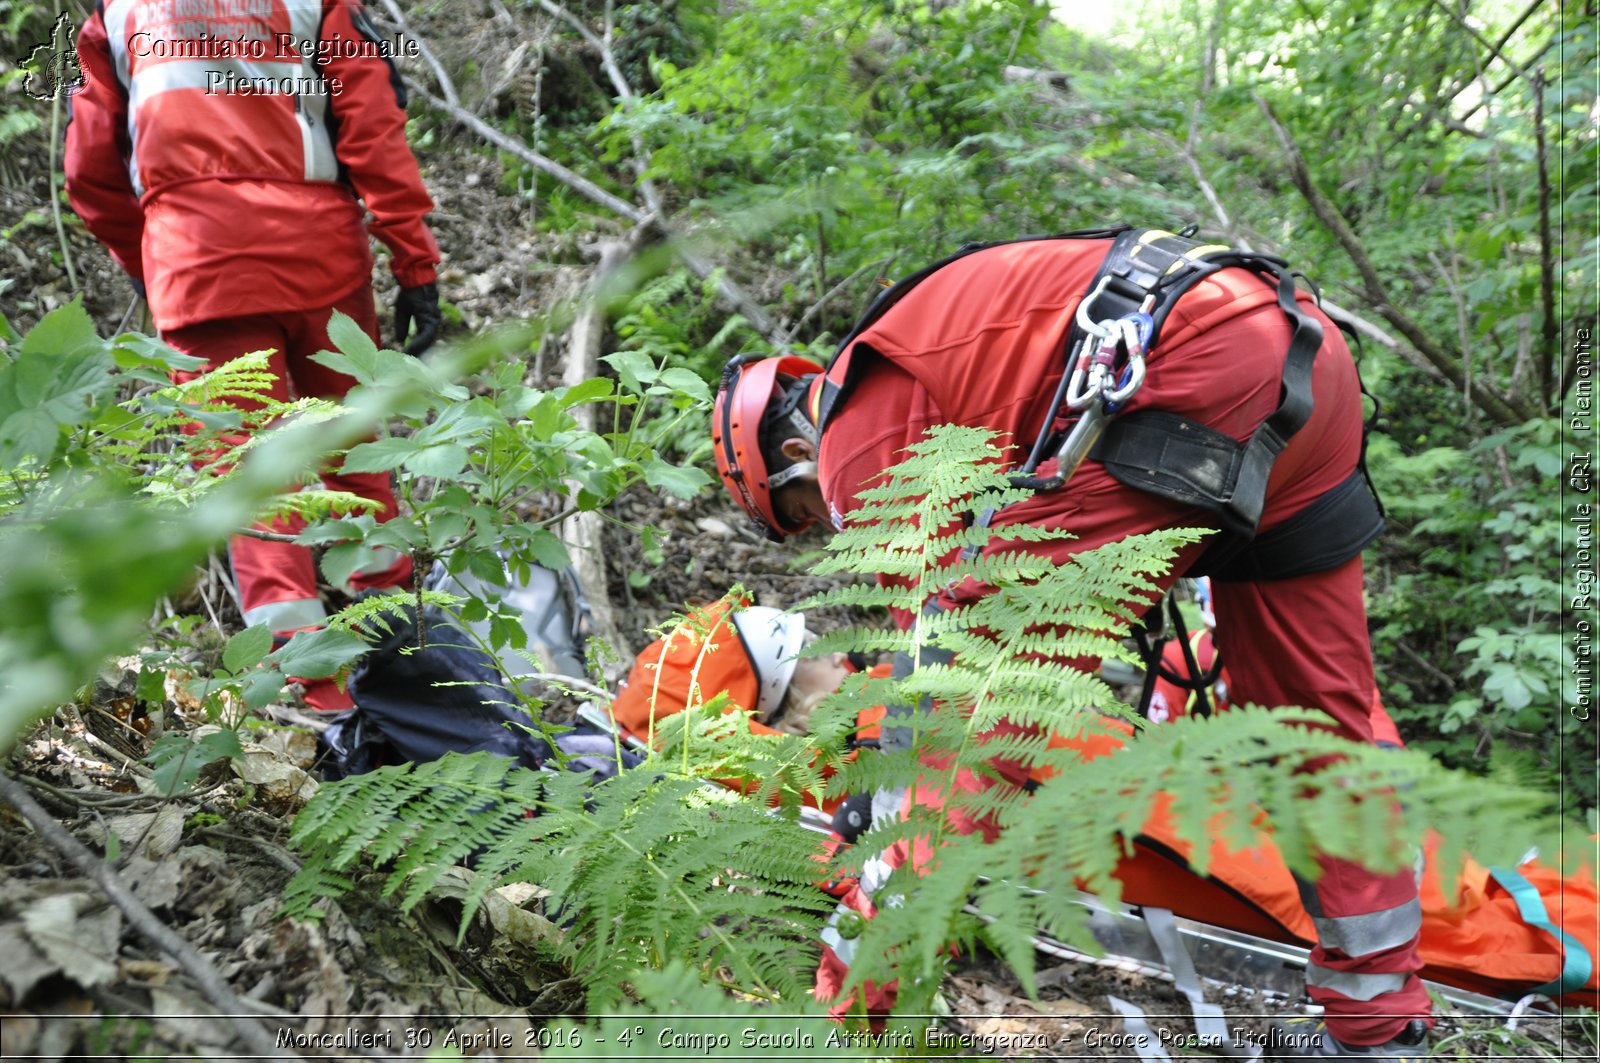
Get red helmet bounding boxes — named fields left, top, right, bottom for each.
left=712, top=354, right=823, bottom=542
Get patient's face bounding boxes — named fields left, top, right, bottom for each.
left=792, top=652, right=850, bottom=701
left=769, top=652, right=852, bottom=735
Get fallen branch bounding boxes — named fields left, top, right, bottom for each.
left=563, top=236, right=639, bottom=671
left=413, top=81, right=788, bottom=348
left=532, top=1, right=789, bottom=347
left=1255, top=94, right=1533, bottom=426
left=0, top=769, right=287, bottom=1060
left=415, top=83, right=644, bottom=221
left=535, top=0, right=634, bottom=113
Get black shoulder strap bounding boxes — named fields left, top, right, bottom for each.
left=1089, top=241, right=1325, bottom=536
left=812, top=225, right=1135, bottom=435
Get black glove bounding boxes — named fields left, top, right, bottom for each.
left=129, top=276, right=147, bottom=301
left=394, top=281, right=441, bottom=356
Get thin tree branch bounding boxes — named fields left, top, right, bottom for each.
left=398, top=4, right=790, bottom=351
left=517, top=672, right=612, bottom=699
left=413, top=86, right=787, bottom=348
left=1397, top=0, right=1549, bottom=144
left=1427, top=247, right=1476, bottom=419
left=1532, top=66, right=1557, bottom=411
left=1426, top=0, right=1536, bottom=90
left=1174, top=2, right=1235, bottom=244
left=233, top=525, right=300, bottom=543
left=0, top=769, right=287, bottom=1060
left=777, top=257, right=887, bottom=346
left=531, top=1, right=788, bottom=348
left=375, top=0, right=458, bottom=108
left=1254, top=95, right=1534, bottom=426
left=562, top=237, right=640, bottom=671
left=536, top=0, right=628, bottom=103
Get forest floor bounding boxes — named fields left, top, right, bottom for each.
left=0, top=49, right=1584, bottom=1063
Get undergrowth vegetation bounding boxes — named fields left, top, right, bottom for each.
left=0, top=0, right=1592, bottom=1051
left=288, top=425, right=1572, bottom=1032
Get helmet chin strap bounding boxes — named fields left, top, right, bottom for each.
left=786, top=399, right=819, bottom=444
left=768, top=460, right=816, bottom=489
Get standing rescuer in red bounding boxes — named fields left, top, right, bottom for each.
left=65, top=0, right=444, bottom=710
left=712, top=228, right=1431, bottom=1061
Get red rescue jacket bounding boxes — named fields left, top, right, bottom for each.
left=65, top=0, right=440, bottom=330
left=810, top=237, right=1361, bottom=625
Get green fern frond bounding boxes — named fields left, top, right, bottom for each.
left=277, top=852, right=355, bottom=923
left=322, top=589, right=462, bottom=636
left=290, top=750, right=834, bottom=1009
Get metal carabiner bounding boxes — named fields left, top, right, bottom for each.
left=1063, top=338, right=1102, bottom=409
left=1074, top=275, right=1117, bottom=342
left=1105, top=318, right=1147, bottom=407
left=1106, top=357, right=1145, bottom=408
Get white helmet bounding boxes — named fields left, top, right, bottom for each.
left=731, top=606, right=806, bottom=719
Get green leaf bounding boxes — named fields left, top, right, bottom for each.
left=343, top=436, right=419, bottom=474
left=656, top=367, right=712, bottom=403
left=295, top=518, right=370, bottom=547
left=642, top=458, right=711, bottom=498
left=268, top=628, right=371, bottom=679
left=559, top=377, right=614, bottom=407
left=602, top=349, right=658, bottom=392
left=0, top=408, right=60, bottom=465
left=326, top=311, right=380, bottom=363
left=466, top=548, right=508, bottom=584
left=1483, top=665, right=1533, bottom=711
left=223, top=624, right=274, bottom=674
left=147, top=729, right=243, bottom=794
left=19, top=299, right=101, bottom=361
left=404, top=443, right=470, bottom=479
left=319, top=543, right=373, bottom=592
left=525, top=528, right=571, bottom=570
left=111, top=332, right=206, bottom=373
left=240, top=667, right=288, bottom=712
left=310, top=313, right=387, bottom=385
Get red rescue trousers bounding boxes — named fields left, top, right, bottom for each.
left=164, top=288, right=413, bottom=657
